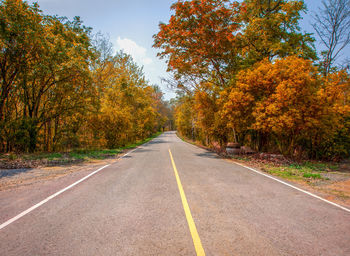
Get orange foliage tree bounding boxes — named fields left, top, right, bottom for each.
left=153, top=0, right=243, bottom=90
left=222, top=56, right=350, bottom=158
left=154, top=0, right=318, bottom=154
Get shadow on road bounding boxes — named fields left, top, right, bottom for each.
left=132, top=148, right=155, bottom=153
left=0, top=168, right=33, bottom=178
left=195, top=151, right=219, bottom=159
left=147, top=140, right=168, bottom=145
left=122, top=155, right=132, bottom=158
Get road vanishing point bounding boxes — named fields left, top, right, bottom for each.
left=0, top=132, right=350, bottom=255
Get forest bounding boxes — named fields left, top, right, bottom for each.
left=1, top=0, right=349, bottom=160
left=154, top=0, right=350, bottom=160
left=0, top=0, right=173, bottom=153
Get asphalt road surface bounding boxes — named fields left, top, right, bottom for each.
left=1, top=131, right=350, bottom=255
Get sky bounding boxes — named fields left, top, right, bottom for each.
left=28, top=0, right=349, bottom=100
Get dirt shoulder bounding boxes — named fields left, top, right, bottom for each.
left=0, top=155, right=126, bottom=225
left=178, top=134, right=350, bottom=209
left=0, top=133, right=162, bottom=191
left=228, top=156, right=350, bottom=209
left=0, top=157, right=120, bottom=192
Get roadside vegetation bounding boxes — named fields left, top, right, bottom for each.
left=177, top=132, right=340, bottom=183
left=178, top=131, right=350, bottom=204
left=0, top=0, right=174, bottom=155
left=155, top=0, right=350, bottom=161
left=230, top=153, right=350, bottom=203
left=1, top=0, right=349, bottom=167
left=0, top=132, right=162, bottom=169
left=232, top=155, right=338, bottom=182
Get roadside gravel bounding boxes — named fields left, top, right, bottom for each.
left=0, top=158, right=119, bottom=191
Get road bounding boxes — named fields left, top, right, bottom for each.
left=0, top=131, right=350, bottom=255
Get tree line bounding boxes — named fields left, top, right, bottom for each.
left=0, top=0, right=172, bottom=153
left=154, top=0, right=350, bottom=160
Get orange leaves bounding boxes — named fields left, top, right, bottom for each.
left=153, top=0, right=242, bottom=88
left=225, top=56, right=319, bottom=134
left=221, top=56, right=350, bottom=157
left=194, top=89, right=216, bottom=135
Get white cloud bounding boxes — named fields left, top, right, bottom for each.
left=143, top=57, right=153, bottom=65
left=116, top=37, right=153, bottom=66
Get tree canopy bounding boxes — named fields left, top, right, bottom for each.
left=155, top=0, right=350, bottom=160
left=0, top=0, right=171, bottom=152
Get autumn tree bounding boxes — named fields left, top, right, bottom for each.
left=313, top=70, right=350, bottom=158
left=0, top=0, right=43, bottom=120
left=151, top=85, right=169, bottom=131
left=153, top=0, right=243, bottom=91
left=194, top=84, right=231, bottom=146
left=18, top=15, right=94, bottom=152
left=155, top=0, right=350, bottom=159
left=154, top=0, right=315, bottom=90
left=174, top=93, right=195, bottom=139
left=0, top=0, right=97, bottom=153
left=88, top=51, right=164, bottom=148
left=0, top=1, right=167, bottom=152
left=223, top=56, right=350, bottom=158
left=239, top=0, right=316, bottom=65
left=154, top=0, right=317, bottom=147
left=0, top=0, right=44, bottom=151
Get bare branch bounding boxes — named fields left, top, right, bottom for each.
left=312, top=0, right=350, bottom=75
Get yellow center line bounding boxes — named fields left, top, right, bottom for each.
left=168, top=148, right=206, bottom=256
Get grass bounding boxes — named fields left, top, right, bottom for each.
left=156, top=132, right=341, bottom=183
left=121, top=132, right=161, bottom=149
left=303, top=173, right=322, bottom=179
left=241, top=159, right=337, bottom=182
left=177, top=132, right=332, bottom=182
left=227, top=152, right=340, bottom=182
left=0, top=132, right=162, bottom=163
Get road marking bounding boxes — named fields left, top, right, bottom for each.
left=121, top=147, right=139, bottom=158
left=0, top=146, right=143, bottom=231
left=0, top=164, right=110, bottom=230
left=177, top=133, right=350, bottom=214
left=233, top=161, right=350, bottom=213
left=168, top=149, right=206, bottom=256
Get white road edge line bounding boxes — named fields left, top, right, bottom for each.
left=0, top=164, right=108, bottom=231
left=0, top=144, right=145, bottom=231
left=177, top=134, right=350, bottom=214
left=233, top=161, right=350, bottom=213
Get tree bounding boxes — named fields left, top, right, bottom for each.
left=0, top=0, right=43, bottom=122
left=151, top=85, right=169, bottom=131
left=153, top=0, right=243, bottom=91
left=239, top=0, right=316, bottom=65
left=174, top=93, right=195, bottom=139
left=314, top=70, right=350, bottom=158
left=0, top=1, right=168, bottom=153
left=19, top=16, right=94, bottom=151
left=312, top=0, right=350, bottom=75
left=154, top=0, right=315, bottom=92
left=154, top=0, right=317, bottom=149
left=223, top=56, right=350, bottom=158
left=90, top=52, right=163, bottom=148
left=0, top=1, right=95, bottom=152
left=91, top=32, right=114, bottom=64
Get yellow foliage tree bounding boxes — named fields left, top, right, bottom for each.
left=89, top=52, right=163, bottom=149
left=174, top=94, right=195, bottom=139
left=223, top=56, right=350, bottom=158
